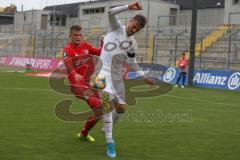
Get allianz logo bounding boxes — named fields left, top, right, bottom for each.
left=163, top=68, right=176, bottom=82
left=227, top=72, right=240, bottom=90
left=193, top=73, right=227, bottom=85
left=194, top=72, right=240, bottom=90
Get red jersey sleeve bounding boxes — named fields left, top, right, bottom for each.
left=85, top=43, right=102, bottom=56
left=63, top=46, right=77, bottom=76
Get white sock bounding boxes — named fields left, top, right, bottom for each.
left=103, top=112, right=114, bottom=144
left=112, top=108, right=122, bottom=125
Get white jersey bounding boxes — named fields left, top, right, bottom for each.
left=98, top=5, right=144, bottom=104
left=100, top=5, right=138, bottom=81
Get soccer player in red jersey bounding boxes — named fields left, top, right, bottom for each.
left=63, top=25, right=103, bottom=142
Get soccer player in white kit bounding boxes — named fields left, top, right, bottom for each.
left=99, top=1, right=155, bottom=158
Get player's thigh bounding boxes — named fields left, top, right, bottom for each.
left=86, top=91, right=102, bottom=109
left=71, top=84, right=102, bottom=108
left=70, top=84, right=87, bottom=98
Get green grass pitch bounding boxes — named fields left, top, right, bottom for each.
left=0, top=71, right=240, bottom=160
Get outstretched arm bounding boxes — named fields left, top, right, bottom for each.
left=108, top=5, right=128, bottom=30
left=108, top=1, right=143, bottom=30
left=127, top=58, right=155, bottom=85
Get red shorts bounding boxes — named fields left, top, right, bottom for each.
left=70, top=82, right=102, bottom=109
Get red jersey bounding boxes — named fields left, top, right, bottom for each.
left=178, top=57, right=188, bottom=72
left=63, top=42, right=101, bottom=85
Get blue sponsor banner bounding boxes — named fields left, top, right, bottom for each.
left=193, top=70, right=240, bottom=91
left=162, top=67, right=240, bottom=91
left=127, top=64, right=240, bottom=91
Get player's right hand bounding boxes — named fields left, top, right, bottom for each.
left=74, top=74, right=83, bottom=82
left=99, top=35, right=104, bottom=47
left=144, top=76, right=156, bottom=85
left=128, top=1, right=143, bottom=10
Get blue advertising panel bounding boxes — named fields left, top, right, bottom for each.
left=162, top=67, right=240, bottom=91
left=127, top=64, right=240, bottom=91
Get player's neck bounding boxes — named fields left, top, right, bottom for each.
left=125, top=27, right=131, bottom=37
left=71, top=42, right=81, bottom=47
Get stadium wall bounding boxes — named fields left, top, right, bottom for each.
left=77, top=0, right=179, bottom=29
left=14, top=10, right=68, bottom=33
left=224, top=0, right=240, bottom=24
left=14, top=10, right=43, bottom=32
left=179, top=8, right=224, bottom=27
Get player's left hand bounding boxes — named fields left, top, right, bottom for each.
left=144, top=76, right=156, bottom=85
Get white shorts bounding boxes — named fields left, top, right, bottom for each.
left=99, top=70, right=126, bottom=104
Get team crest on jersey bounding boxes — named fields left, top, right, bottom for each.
left=63, top=52, right=68, bottom=59
left=119, top=40, right=132, bottom=50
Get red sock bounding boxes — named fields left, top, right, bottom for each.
left=80, top=116, right=99, bottom=137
